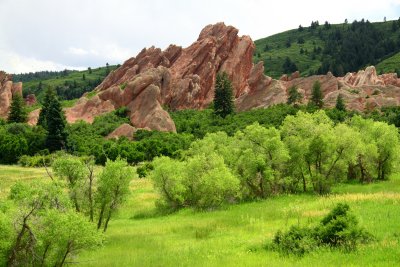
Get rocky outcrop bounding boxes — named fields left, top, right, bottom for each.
left=25, top=94, right=37, bottom=106
left=46, top=23, right=400, bottom=133
left=27, top=109, right=40, bottom=126
left=67, top=22, right=255, bottom=131
left=0, top=71, right=23, bottom=119
left=106, top=123, right=137, bottom=140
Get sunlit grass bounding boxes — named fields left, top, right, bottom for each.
left=1, top=165, right=400, bottom=266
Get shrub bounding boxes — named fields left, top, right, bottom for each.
left=315, top=203, right=374, bottom=250
left=272, top=226, right=317, bottom=256
left=271, top=203, right=373, bottom=256
left=136, top=162, right=153, bottom=178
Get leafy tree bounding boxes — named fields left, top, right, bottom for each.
left=281, top=111, right=361, bottom=194
left=287, top=86, right=302, bottom=105
left=7, top=93, right=27, bottom=123
left=234, top=123, right=289, bottom=197
left=349, top=116, right=400, bottom=181
left=96, top=158, right=135, bottom=232
left=38, top=88, right=68, bottom=151
left=53, top=155, right=87, bottom=212
left=310, top=81, right=324, bottom=109
left=152, top=142, right=241, bottom=209
left=184, top=153, right=240, bottom=209
left=335, top=94, right=346, bottom=111
left=3, top=181, right=102, bottom=266
left=151, top=156, right=187, bottom=209
left=213, top=72, right=234, bottom=118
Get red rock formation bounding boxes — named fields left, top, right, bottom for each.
left=67, top=22, right=255, bottom=131
left=0, top=71, right=23, bottom=119
left=54, top=23, right=400, bottom=132
left=106, top=123, right=137, bottom=140
left=25, top=94, right=37, bottom=106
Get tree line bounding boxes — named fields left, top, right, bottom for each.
left=151, top=111, right=400, bottom=209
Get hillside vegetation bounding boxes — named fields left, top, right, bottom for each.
left=255, top=19, right=400, bottom=78
left=13, top=64, right=118, bottom=102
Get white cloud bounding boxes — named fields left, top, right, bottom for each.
left=0, top=0, right=400, bottom=73
left=0, top=50, right=85, bottom=73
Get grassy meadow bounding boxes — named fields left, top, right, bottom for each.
left=1, top=165, right=400, bottom=266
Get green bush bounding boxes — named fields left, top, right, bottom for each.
left=136, top=162, right=153, bottom=178
left=315, top=203, right=374, bottom=250
left=272, top=226, right=317, bottom=256
left=271, top=203, right=373, bottom=256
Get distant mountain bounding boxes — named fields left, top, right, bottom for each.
left=254, top=19, right=400, bottom=78
left=13, top=65, right=118, bottom=102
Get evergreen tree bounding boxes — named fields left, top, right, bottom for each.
left=213, top=72, right=234, bottom=118
left=7, top=93, right=27, bottom=123
left=282, top=57, right=298, bottom=74
left=310, top=81, right=324, bottom=108
left=287, top=86, right=302, bottom=105
left=38, top=88, right=67, bottom=151
left=335, top=94, right=346, bottom=111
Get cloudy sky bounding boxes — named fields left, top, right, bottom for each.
left=1, top=0, right=400, bottom=74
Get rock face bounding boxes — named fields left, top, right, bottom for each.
left=36, top=23, right=400, bottom=133
left=0, top=71, right=23, bottom=119
left=25, top=94, right=37, bottom=106
left=106, top=123, right=137, bottom=140
left=67, top=22, right=255, bottom=131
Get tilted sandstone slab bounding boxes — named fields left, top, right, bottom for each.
left=0, top=71, right=23, bottom=119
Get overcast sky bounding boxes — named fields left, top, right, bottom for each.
left=1, top=0, right=400, bottom=74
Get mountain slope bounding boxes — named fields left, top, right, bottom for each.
left=255, top=19, right=400, bottom=78
left=13, top=65, right=118, bottom=102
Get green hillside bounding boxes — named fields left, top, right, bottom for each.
left=376, top=51, right=400, bottom=74
left=255, top=19, right=400, bottom=78
left=13, top=65, right=118, bottom=102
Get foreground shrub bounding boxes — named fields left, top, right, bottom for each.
left=315, top=203, right=374, bottom=250
left=272, top=226, right=317, bottom=256
left=151, top=154, right=240, bottom=210
left=271, top=203, right=373, bottom=256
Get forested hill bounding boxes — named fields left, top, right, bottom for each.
left=12, top=64, right=118, bottom=102
left=254, top=18, right=400, bottom=78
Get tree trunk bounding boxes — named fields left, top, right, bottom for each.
left=40, top=243, right=50, bottom=267
left=301, top=172, right=307, bottom=192
left=58, top=242, right=71, bottom=267
left=97, top=203, right=106, bottom=230
left=7, top=225, right=27, bottom=267
left=103, top=209, right=113, bottom=233
left=88, top=176, right=94, bottom=222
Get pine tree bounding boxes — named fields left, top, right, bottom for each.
left=38, top=88, right=67, bottom=151
left=310, top=80, right=324, bottom=108
left=335, top=94, right=346, bottom=111
left=213, top=72, right=234, bottom=118
left=287, top=86, right=302, bottom=105
left=7, top=93, right=27, bottom=123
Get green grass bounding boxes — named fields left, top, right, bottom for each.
left=376, top=51, right=400, bottom=74
left=0, top=165, right=48, bottom=198
left=1, top=165, right=400, bottom=266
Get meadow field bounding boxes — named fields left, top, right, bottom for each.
left=1, top=165, right=400, bottom=266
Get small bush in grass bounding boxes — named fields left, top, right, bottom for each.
left=315, top=203, right=374, bottom=251
left=272, top=226, right=317, bottom=256
left=136, top=162, right=153, bottom=178
left=271, top=203, right=373, bottom=256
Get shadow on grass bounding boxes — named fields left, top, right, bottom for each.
left=130, top=208, right=175, bottom=220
